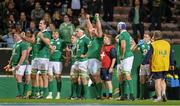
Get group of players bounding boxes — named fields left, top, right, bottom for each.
left=4, top=13, right=155, bottom=101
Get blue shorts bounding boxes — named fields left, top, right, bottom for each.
left=100, top=68, right=113, bottom=81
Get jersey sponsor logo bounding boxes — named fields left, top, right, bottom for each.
left=143, top=49, right=148, bottom=55
left=158, top=50, right=167, bottom=57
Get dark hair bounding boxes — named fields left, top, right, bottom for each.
left=132, top=0, right=143, bottom=7
left=40, top=19, right=48, bottom=27
left=63, top=14, right=70, bottom=18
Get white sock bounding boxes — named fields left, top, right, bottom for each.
left=162, top=91, right=166, bottom=95
left=157, top=96, right=161, bottom=100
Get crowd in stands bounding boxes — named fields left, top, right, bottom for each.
left=0, top=0, right=178, bottom=47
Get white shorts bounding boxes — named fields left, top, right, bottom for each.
left=70, top=64, right=79, bottom=77
left=48, top=61, right=63, bottom=75
left=121, top=56, right=134, bottom=74
left=74, top=60, right=89, bottom=78
left=32, top=58, right=49, bottom=71
left=14, top=65, right=27, bottom=76
left=139, top=64, right=150, bottom=75
left=25, top=65, right=32, bottom=75
left=117, top=64, right=122, bottom=75
left=77, top=60, right=88, bottom=73
left=87, top=59, right=101, bottom=75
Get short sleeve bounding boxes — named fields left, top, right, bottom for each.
left=110, top=47, right=117, bottom=59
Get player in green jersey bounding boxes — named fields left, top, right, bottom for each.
left=115, top=34, right=123, bottom=100
left=46, top=30, right=64, bottom=99
left=31, top=19, right=55, bottom=98
left=74, top=28, right=90, bottom=99
left=68, top=35, right=79, bottom=99
left=20, top=30, right=40, bottom=99
left=117, top=22, right=135, bottom=101
left=85, top=13, right=103, bottom=99
left=4, top=30, right=28, bottom=98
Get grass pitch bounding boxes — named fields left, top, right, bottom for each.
left=0, top=99, right=180, bottom=105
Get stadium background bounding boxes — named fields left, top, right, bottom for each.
left=0, top=45, right=180, bottom=99
left=0, top=1, right=180, bottom=103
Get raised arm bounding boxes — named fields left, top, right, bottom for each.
left=21, top=32, right=36, bottom=44
left=86, top=14, right=94, bottom=34
left=95, top=13, right=102, bottom=38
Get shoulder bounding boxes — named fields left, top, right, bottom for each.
left=84, top=35, right=90, bottom=40
left=120, top=31, right=129, bottom=39
left=110, top=47, right=116, bottom=52
left=21, top=42, right=28, bottom=48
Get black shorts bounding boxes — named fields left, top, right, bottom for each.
left=100, top=68, right=113, bottom=81
left=152, top=71, right=167, bottom=80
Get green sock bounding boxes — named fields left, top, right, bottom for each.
left=43, top=87, right=48, bottom=97
left=74, top=83, right=78, bottom=97
left=39, top=87, right=43, bottom=96
left=57, top=80, right=62, bottom=92
left=95, top=82, right=102, bottom=97
left=119, top=82, right=124, bottom=97
left=48, top=80, right=53, bottom=92
left=77, top=84, right=82, bottom=98
left=108, top=87, right=113, bottom=97
left=109, top=88, right=113, bottom=94
left=24, top=84, right=31, bottom=96
left=39, top=87, right=43, bottom=92
left=124, top=80, right=129, bottom=95
left=24, top=84, right=28, bottom=96
left=149, top=91, right=155, bottom=98
left=71, top=82, right=74, bottom=97
left=102, top=85, right=108, bottom=97
left=31, top=86, right=36, bottom=96
left=127, top=80, right=134, bottom=94
left=71, top=82, right=78, bottom=97
left=140, top=84, right=145, bottom=99
left=83, top=84, right=88, bottom=98
left=17, top=82, right=24, bottom=96
left=36, top=87, right=39, bottom=95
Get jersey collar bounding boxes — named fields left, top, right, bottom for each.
left=55, top=38, right=59, bottom=41
left=120, top=30, right=127, bottom=34
left=80, top=34, right=85, bottom=39
left=42, top=29, right=47, bottom=32
left=17, top=40, right=22, bottom=44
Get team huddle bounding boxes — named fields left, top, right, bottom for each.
left=3, top=13, right=172, bottom=101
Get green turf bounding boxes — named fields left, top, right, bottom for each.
left=0, top=99, right=180, bottom=105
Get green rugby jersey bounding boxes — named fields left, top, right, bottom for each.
left=86, top=37, right=103, bottom=60
left=11, top=40, right=28, bottom=66
left=35, top=31, right=51, bottom=58
left=76, top=35, right=90, bottom=61
left=49, top=38, right=64, bottom=61
left=138, top=40, right=151, bottom=57
left=119, top=30, right=134, bottom=59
